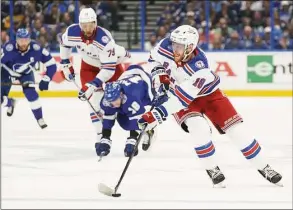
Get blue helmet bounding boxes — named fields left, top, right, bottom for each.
left=104, top=82, right=122, bottom=102
left=16, top=28, right=30, bottom=39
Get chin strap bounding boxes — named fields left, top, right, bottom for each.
left=182, top=44, right=195, bottom=62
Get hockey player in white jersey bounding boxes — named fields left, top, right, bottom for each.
left=59, top=8, right=131, bottom=140
left=138, top=25, right=282, bottom=187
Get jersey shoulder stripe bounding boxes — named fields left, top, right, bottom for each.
left=183, top=47, right=209, bottom=74
left=67, top=24, right=82, bottom=42
left=198, top=72, right=220, bottom=95
left=157, top=38, right=174, bottom=61
left=94, top=26, right=113, bottom=50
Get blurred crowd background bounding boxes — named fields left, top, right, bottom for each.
left=1, top=0, right=293, bottom=51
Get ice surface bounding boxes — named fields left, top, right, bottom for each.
left=1, top=97, right=292, bottom=209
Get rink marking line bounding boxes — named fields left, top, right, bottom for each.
left=1, top=198, right=292, bottom=204
left=8, top=90, right=293, bottom=97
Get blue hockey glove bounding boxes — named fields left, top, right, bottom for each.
left=124, top=137, right=138, bottom=157
left=39, top=75, right=50, bottom=91
left=152, top=85, right=169, bottom=106
left=95, top=137, right=112, bottom=156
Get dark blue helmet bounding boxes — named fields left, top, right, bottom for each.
left=16, top=28, right=30, bottom=39
left=104, top=82, right=122, bottom=102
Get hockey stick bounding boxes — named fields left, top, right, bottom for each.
left=71, top=79, right=103, bottom=121
left=98, top=103, right=156, bottom=197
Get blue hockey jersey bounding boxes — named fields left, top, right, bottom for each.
left=101, top=74, right=153, bottom=130
left=1, top=40, right=57, bottom=79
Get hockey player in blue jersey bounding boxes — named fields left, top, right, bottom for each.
left=1, top=28, right=57, bottom=128
left=95, top=65, right=158, bottom=157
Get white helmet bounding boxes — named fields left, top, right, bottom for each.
left=79, top=8, right=97, bottom=23
left=170, top=25, right=199, bottom=61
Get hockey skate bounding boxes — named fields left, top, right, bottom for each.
left=142, top=128, right=155, bottom=151
left=258, top=164, right=283, bottom=186
left=37, top=118, right=48, bottom=129
left=206, top=166, right=226, bottom=188
left=7, top=98, right=16, bottom=117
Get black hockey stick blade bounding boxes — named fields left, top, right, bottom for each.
left=98, top=183, right=121, bottom=197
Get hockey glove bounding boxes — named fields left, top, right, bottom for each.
left=151, top=65, right=170, bottom=93
left=39, top=75, right=51, bottom=91
left=124, top=137, right=139, bottom=157
left=152, top=84, right=169, bottom=107
left=138, top=107, right=168, bottom=131
left=95, top=137, right=112, bottom=156
left=78, top=78, right=103, bottom=101
left=60, top=59, right=75, bottom=81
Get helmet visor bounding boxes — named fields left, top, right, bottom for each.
left=172, top=42, right=185, bottom=53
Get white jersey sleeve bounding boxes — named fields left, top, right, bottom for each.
left=161, top=68, right=220, bottom=115
left=148, top=39, right=167, bottom=69
left=59, top=25, right=76, bottom=60
left=95, top=39, right=119, bottom=83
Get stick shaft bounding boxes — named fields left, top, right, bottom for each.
left=71, top=79, right=103, bottom=121
left=113, top=101, right=156, bottom=194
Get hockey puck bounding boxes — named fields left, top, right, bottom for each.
left=112, top=193, right=121, bottom=197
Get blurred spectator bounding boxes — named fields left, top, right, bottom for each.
left=144, top=33, right=157, bottom=51
left=157, top=26, right=167, bottom=42
left=2, top=0, right=293, bottom=51
left=214, top=18, right=233, bottom=39
left=94, top=0, right=120, bottom=31
left=225, top=31, right=244, bottom=49
left=44, top=3, right=61, bottom=25
left=30, top=19, right=43, bottom=39
left=37, top=35, right=50, bottom=51
left=251, top=11, right=264, bottom=30
left=1, top=30, right=10, bottom=46
left=213, top=1, right=234, bottom=27
left=242, top=26, right=254, bottom=49
left=250, top=1, right=263, bottom=12
left=183, top=11, right=196, bottom=27
left=210, top=33, right=224, bottom=50
left=263, top=26, right=272, bottom=47
left=239, top=1, right=253, bottom=27
left=275, top=35, right=293, bottom=50
left=227, top=1, right=241, bottom=28
left=249, top=34, right=268, bottom=50
left=62, top=12, right=74, bottom=27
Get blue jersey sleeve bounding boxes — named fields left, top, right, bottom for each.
left=1, top=42, right=20, bottom=77
left=100, top=98, right=117, bottom=130
left=1, top=42, right=15, bottom=65
left=39, top=46, right=57, bottom=80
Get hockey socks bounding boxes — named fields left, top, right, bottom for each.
left=194, top=141, right=225, bottom=186
left=23, top=87, right=43, bottom=120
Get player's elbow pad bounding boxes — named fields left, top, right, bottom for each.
left=60, top=45, right=72, bottom=60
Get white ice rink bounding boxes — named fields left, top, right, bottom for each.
left=1, top=97, right=292, bottom=209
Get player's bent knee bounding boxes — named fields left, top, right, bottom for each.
left=23, top=87, right=39, bottom=101
left=225, top=122, right=255, bottom=148
left=185, top=116, right=212, bottom=141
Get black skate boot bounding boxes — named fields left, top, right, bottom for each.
left=7, top=98, right=16, bottom=117
left=206, top=166, right=226, bottom=187
left=37, top=118, right=48, bottom=129
left=142, top=129, right=155, bottom=151
left=258, top=164, right=282, bottom=186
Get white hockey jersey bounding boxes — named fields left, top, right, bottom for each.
left=149, top=38, right=220, bottom=115
left=60, top=24, right=130, bottom=82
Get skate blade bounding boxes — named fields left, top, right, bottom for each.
left=213, top=182, right=226, bottom=188
left=274, top=182, right=284, bottom=187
